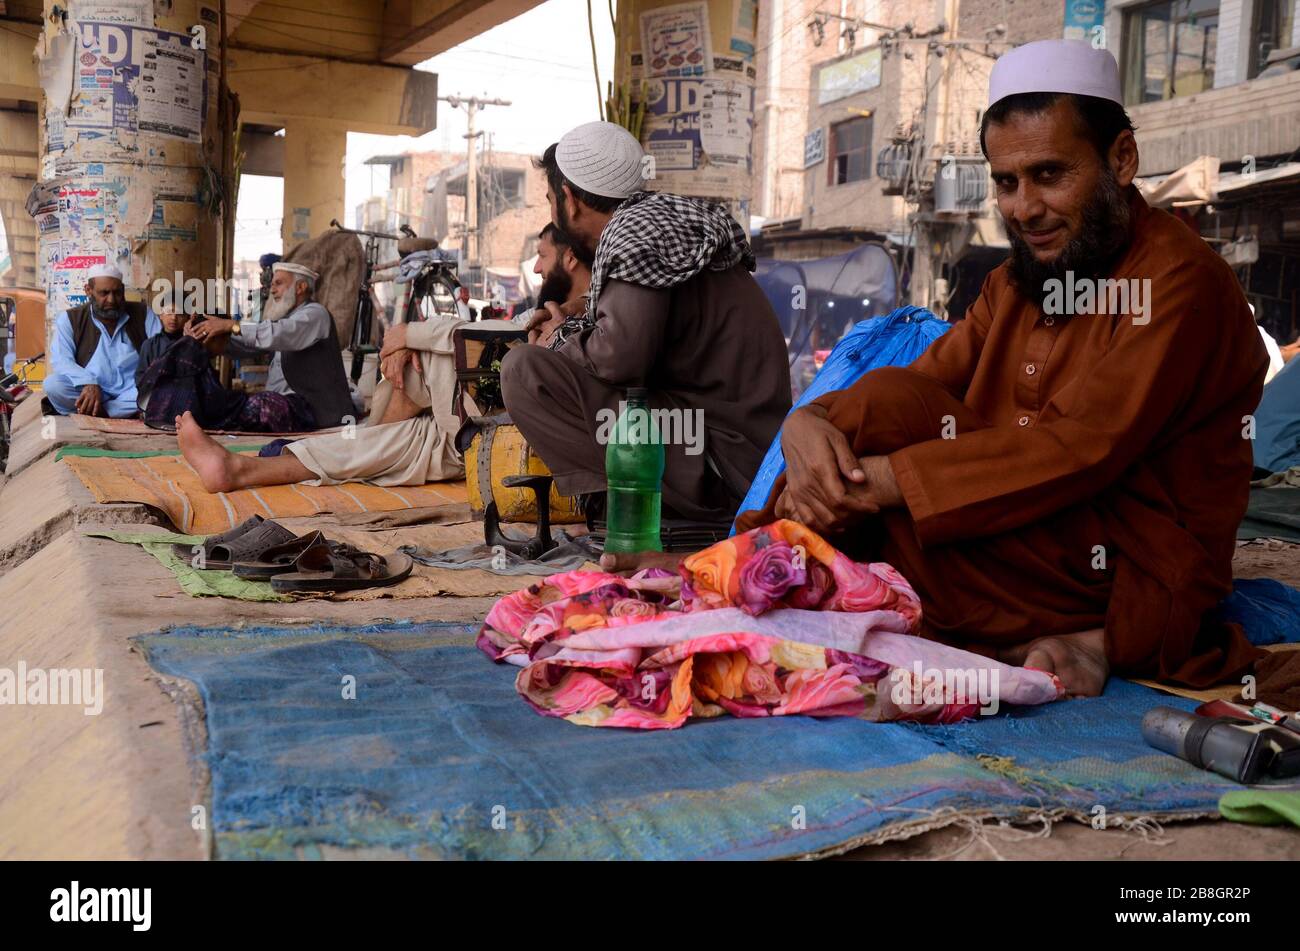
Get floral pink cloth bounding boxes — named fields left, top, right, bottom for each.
left=477, top=520, right=1063, bottom=729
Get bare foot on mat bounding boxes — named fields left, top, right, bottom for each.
left=1001, top=627, right=1109, bottom=698
left=176, top=411, right=239, bottom=492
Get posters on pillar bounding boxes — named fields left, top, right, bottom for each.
left=71, top=0, right=153, bottom=27
left=732, top=0, right=758, bottom=58
left=69, top=40, right=117, bottom=131
left=712, top=54, right=756, bottom=82
left=700, top=78, right=753, bottom=174
left=641, top=65, right=754, bottom=201
left=644, top=78, right=702, bottom=174
left=137, top=35, right=203, bottom=140
left=640, top=3, right=712, bottom=79
left=38, top=32, right=79, bottom=119
left=67, top=21, right=207, bottom=141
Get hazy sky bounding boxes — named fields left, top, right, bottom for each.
left=233, top=0, right=617, bottom=261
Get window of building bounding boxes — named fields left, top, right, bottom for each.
left=828, top=116, right=872, bottom=186
left=476, top=169, right=526, bottom=222
left=1122, top=0, right=1219, bottom=104
left=1251, top=0, right=1297, bottom=77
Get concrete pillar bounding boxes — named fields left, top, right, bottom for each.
left=35, top=0, right=223, bottom=350
left=281, top=119, right=347, bottom=250
left=0, top=110, right=40, bottom=286
left=617, top=0, right=759, bottom=222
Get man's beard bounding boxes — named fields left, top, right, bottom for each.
left=1006, top=169, right=1133, bottom=311
left=262, top=292, right=295, bottom=322
left=536, top=265, right=574, bottom=309
left=554, top=203, right=598, bottom=259
left=91, top=302, right=122, bottom=321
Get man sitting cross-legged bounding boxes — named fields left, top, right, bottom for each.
left=502, top=121, right=791, bottom=524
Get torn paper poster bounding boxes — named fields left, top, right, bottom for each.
left=72, top=0, right=154, bottom=27
left=68, top=21, right=207, bottom=139
left=700, top=77, right=753, bottom=170
left=137, top=34, right=203, bottom=140
left=640, top=2, right=712, bottom=80
left=733, top=0, right=758, bottom=56
left=644, top=78, right=702, bottom=172
left=38, top=32, right=79, bottom=119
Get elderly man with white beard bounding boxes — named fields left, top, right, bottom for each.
left=137, top=261, right=354, bottom=432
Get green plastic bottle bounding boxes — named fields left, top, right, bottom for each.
left=604, top=387, right=664, bottom=553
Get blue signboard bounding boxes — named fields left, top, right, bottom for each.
left=1063, top=0, right=1105, bottom=42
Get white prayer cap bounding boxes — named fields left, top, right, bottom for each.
left=555, top=121, right=645, bottom=200
left=86, top=263, right=123, bottom=282
left=272, top=261, right=319, bottom=281
left=988, top=39, right=1123, bottom=110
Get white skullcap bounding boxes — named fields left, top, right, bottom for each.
left=273, top=261, right=319, bottom=281
left=988, top=39, right=1122, bottom=109
left=555, top=121, right=645, bottom=200
left=86, top=263, right=123, bottom=282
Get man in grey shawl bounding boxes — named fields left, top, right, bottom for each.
left=501, top=121, right=791, bottom=524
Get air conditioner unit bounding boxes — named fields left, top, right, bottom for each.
left=933, top=157, right=988, bottom=214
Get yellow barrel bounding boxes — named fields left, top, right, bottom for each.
left=464, top=420, right=585, bottom=523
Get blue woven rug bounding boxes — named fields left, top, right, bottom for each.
left=136, top=619, right=1285, bottom=860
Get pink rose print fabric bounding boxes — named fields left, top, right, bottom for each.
left=477, top=519, right=1063, bottom=729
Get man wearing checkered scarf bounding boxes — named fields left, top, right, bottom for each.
left=500, top=121, right=791, bottom=526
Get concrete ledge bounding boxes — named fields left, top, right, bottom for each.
left=0, top=521, right=499, bottom=858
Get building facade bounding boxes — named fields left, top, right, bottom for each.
left=753, top=0, right=1300, bottom=338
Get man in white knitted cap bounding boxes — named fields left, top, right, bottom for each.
left=44, top=262, right=162, bottom=417
left=735, top=39, right=1271, bottom=697
left=501, top=120, right=791, bottom=525
left=148, top=259, right=353, bottom=434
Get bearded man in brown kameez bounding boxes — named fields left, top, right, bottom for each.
left=725, top=45, right=1266, bottom=696
left=724, top=46, right=1270, bottom=696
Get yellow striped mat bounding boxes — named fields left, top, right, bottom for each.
left=63, top=452, right=469, bottom=535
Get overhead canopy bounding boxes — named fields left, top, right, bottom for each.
left=1137, top=155, right=1300, bottom=209
left=1136, top=156, right=1220, bottom=209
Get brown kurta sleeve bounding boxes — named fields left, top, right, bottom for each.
left=558, top=279, right=670, bottom=388
left=886, top=264, right=1254, bottom=548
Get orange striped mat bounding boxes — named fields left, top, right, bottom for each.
left=63, top=452, right=469, bottom=535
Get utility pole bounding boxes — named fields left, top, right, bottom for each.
left=438, top=94, right=511, bottom=296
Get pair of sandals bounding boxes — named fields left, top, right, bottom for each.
left=173, top=515, right=413, bottom=593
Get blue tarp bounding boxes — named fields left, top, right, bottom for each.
left=1216, top=578, right=1300, bottom=646
left=135, top=599, right=1300, bottom=860
left=735, top=305, right=951, bottom=525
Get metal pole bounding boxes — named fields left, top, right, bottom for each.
left=437, top=94, right=510, bottom=301
left=465, top=98, right=479, bottom=274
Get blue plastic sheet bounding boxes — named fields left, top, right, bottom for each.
left=735, top=305, right=951, bottom=525
left=1215, top=578, right=1300, bottom=646
left=134, top=580, right=1300, bottom=859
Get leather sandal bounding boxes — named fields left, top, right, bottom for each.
left=269, top=537, right=413, bottom=593
left=171, top=516, right=298, bottom=571
left=230, top=530, right=328, bottom=580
